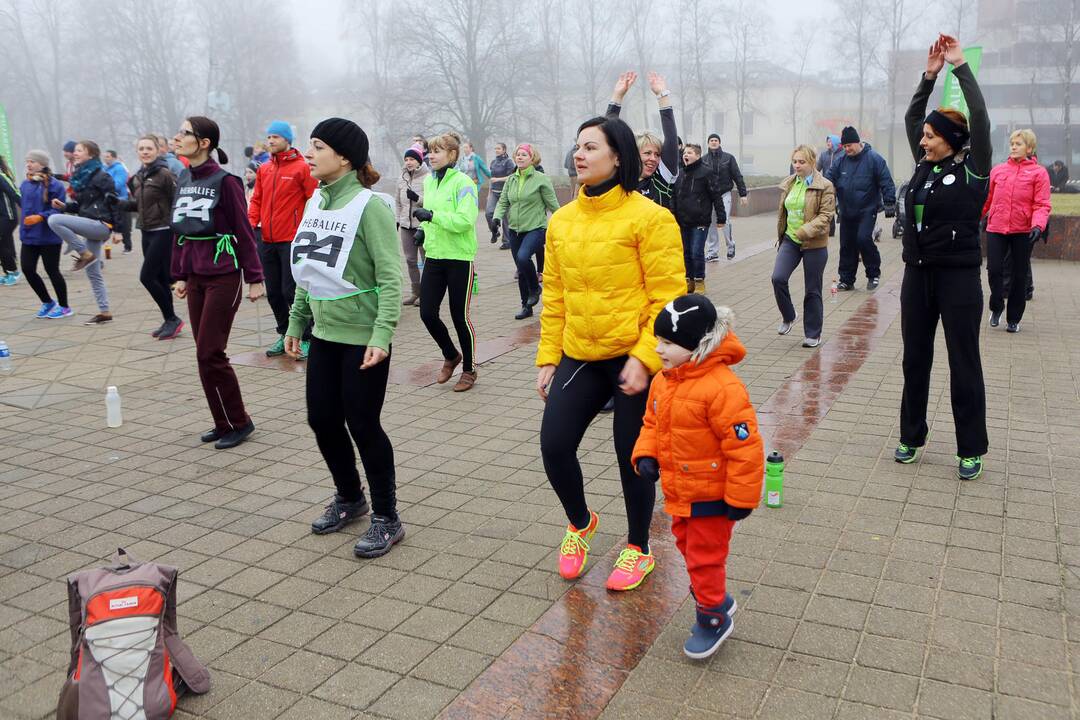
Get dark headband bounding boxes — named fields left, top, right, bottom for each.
left=924, top=110, right=970, bottom=152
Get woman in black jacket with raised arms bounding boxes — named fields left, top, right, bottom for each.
left=895, top=34, right=990, bottom=481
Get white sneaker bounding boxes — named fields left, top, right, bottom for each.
left=802, top=337, right=821, bottom=348
left=778, top=313, right=798, bottom=335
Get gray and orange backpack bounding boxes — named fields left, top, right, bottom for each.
left=57, top=549, right=210, bottom=719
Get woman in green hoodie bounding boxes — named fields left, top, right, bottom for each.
left=284, top=118, right=405, bottom=559
left=494, top=144, right=560, bottom=320
left=412, top=131, right=480, bottom=392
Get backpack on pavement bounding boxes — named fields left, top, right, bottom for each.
left=56, top=549, right=210, bottom=719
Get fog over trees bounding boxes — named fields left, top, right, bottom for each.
left=2, top=0, right=1077, bottom=179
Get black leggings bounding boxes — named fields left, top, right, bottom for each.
left=0, top=216, right=16, bottom=273
left=306, top=337, right=398, bottom=519
left=21, top=244, right=68, bottom=307
left=419, top=258, right=476, bottom=372
left=986, top=231, right=1032, bottom=325
left=140, top=228, right=177, bottom=322
left=540, top=355, right=655, bottom=549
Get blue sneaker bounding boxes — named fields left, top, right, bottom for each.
left=6, top=271, right=20, bottom=285
left=684, top=604, right=734, bottom=660
left=0, top=273, right=12, bottom=286
left=36, top=301, right=57, bottom=318
left=45, top=305, right=73, bottom=319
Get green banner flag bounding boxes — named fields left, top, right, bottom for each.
left=941, top=46, right=983, bottom=117
left=0, top=104, right=12, bottom=162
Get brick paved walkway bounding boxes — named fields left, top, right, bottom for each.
left=0, top=215, right=1076, bottom=719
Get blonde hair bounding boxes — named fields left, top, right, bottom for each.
left=1010, top=128, right=1038, bottom=157
left=429, top=131, right=463, bottom=165
left=636, top=132, right=662, bottom=153
left=514, top=143, right=542, bottom=167
left=691, top=306, right=735, bottom=365
left=792, top=144, right=817, bottom=166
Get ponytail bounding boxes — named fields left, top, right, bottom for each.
left=357, top=162, right=380, bottom=188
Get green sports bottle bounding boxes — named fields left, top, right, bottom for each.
left=765, top=451, right=784, bottom=508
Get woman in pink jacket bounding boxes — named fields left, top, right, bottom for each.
left=982, top=129, right=1051, bottom=333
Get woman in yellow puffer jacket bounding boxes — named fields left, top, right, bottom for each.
left=536, top=115, right=685, bottom=592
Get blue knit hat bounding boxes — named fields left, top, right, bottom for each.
left=266, top=121, right=294, bottom=144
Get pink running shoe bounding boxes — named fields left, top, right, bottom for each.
left=605, top=544, right=655, bottom=591
left=558, top=510, right=599, bottom=580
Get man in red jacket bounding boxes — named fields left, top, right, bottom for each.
left=249, top=121, right=318, bottom=358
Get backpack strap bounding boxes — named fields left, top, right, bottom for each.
left=162, top=568, right=211, bottom=694
left=64, top=577, right=83, bottom=677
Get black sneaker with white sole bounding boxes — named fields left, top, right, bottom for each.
left=354, top=514, right=405, bottom=558
left=1006, top=322, right=1020, bottom=333
left=989, top=311, right=1001, bottom=328
left=836, top=282, right=854, bottom=291
left=312, top=495, right=370, bottom=534
left=867, top=277, right=880, bottom=290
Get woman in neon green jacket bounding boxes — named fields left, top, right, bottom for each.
left=412, top=132, right=480, bottom=392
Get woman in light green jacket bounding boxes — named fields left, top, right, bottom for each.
left=285, top=117, right=405, bottom=560
left=412, top=131, right=480, bottom=391
left=494, top=144, right=560, bottom=319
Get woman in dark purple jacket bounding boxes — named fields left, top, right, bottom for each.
left=170, top=116, right=265, bottom=450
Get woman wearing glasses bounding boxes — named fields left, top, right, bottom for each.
left=170, top=116, right=265, bottom=450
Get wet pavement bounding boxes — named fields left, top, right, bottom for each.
left=1, top=213, right=1078, bottom=720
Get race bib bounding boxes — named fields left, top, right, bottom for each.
left=291, top=189, right=370, bottom=300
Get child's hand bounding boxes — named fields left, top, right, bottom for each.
left=725, top=505, right=752, bottom=521
left=636, top=457, right=660, bottom=483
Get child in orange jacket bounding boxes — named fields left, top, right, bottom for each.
left=632, top=294, right=764, bottom=659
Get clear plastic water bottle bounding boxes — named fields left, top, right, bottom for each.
left=106, top=386, right=123, bottom=428
left=0, top=341, right=10, bottom=374
left=830, top=279, right=838, bottom=303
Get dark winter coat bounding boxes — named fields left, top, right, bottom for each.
left=63, top=167, right=120, bottom=227
left=671, top=158, right=726, bottom=227
left=901, top=62, right=991, bottom=268
left=703, top=148, right=747, bottom=198
left=825, top=143, right=896, bottom=217
left=122, top=159, right=177, bottom=230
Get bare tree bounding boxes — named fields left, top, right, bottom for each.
left=942, top=0, right=978, bottom=39
left=787, top=42, right=813, bottom=148
left=833, top=0, right=877, bottom=128
left=408, top=0, right=516, bottom=153
left=573, top=1, right=627, bottom=115
left=626, top=0, right=657, bottom=130
left=0, top=0, right=69, bottom=153
left=874, top=0, right=924, bottom=168
left=729, top=0, right=766, bottom=162
left=535, top=0, right=568, bottom=148
left=678, top=0, right=716, bottom=140
left=1037, top=0, right=1080, bottom=172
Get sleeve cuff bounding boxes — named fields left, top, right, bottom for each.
left=368, top=329, right=392, bottom=352
left=286, top=318, right=308, bottom=338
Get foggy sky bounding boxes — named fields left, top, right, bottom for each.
left=288, top=0, right=827, bottom=77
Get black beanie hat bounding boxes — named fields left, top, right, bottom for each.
left=840, top=126, right=860, bottom=145
left=707, top=133, right=721, bottom=143
left=311, top=117, right=369, bottom=170
left=654, top=294, right=718, bottom=351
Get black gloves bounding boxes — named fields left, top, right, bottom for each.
left=413, top=228, right=425, bottom=247
left=104, top=192, right=119, bottom=208
left=406, top=188, right=420, bottom=202
left=1028, top=227, right=1042, bottom=244
left=636, top=457, right=659, bottom=483
left=412, top=208, right=433, bottom=223
left=725, top=505, right=753, bottom=521
left=883, top=204, right=896, bottom=218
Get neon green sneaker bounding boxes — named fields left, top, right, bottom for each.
left=266, top=336, right=286, bottom=357
left=894, top=442, right=918, bottom=463
left=957, top=456, right=983, bottom=481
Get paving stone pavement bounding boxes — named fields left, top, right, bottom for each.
left=0, top=215, right=1077, bottom=720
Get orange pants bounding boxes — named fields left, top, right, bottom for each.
left=671, top=515, right=735, bottom=608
